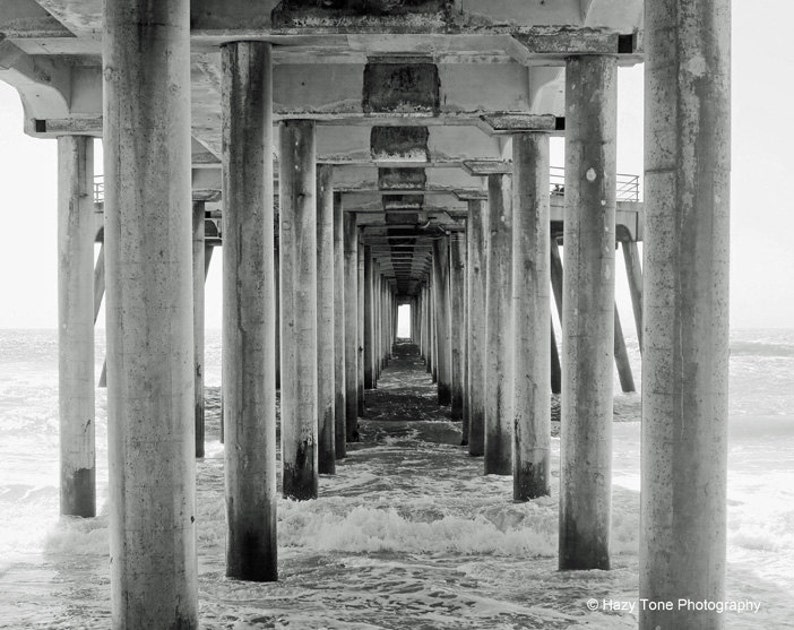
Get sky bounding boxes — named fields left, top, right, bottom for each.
left=0, top=0, right=790, bottom=331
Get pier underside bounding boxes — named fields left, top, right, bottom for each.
left=0, top=0, right=730, bottom=628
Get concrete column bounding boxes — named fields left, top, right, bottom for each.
left=333, top=193, right=347, bottom=459
left=467, top=199, right=487, bottom=457
left=279, top=120, right=319, bottom=501
left=57, top=135, right=95, bottom=518
left=461, top=230, right=470, bottom=442
left=622, top=240, right=644, bottom=350
left=431, top=277, right=438, bottom=383
left=363, top=246, right=375, bottom=389
left=221, top=41, right=277, bottom=581
left=559, top=55, right=617, bottom=571
left=484, top=174, right=514, bottom=475
left=103, top=0, right=198, bottom=624
left=316, top=165, right=336, bottom=474
left=275, top=242, right=281, bottom=390
left=449, top=234, right=466, bottom=421
left=641, top=2, right=730, bottom=628
left=343, top=213, right=359, bottom=442
left=432, top=238, right=452, bottom=405
left=373, top=267, right=381, bottom=382
left=511, top=133, right=551, bottom=501
left=193, top=202, right=206, bottom=458
left=357, top=240, right=365, bottom=414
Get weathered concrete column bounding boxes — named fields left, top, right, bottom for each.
left=484, top=174, right=514, bottom=475
left=280, top=120, right=319, bottom=501
left=512, top=133, right=551, bottom=500
left=449, top=234, right=466, bottom=421
left=373, top=267, right=381, bottom=382
left=559, top=55, right=617, bottom=571
left=432, top=238, right=452, bottom=405
left=57, top=135, right=95, bottom=518
left=344, top=213, right=359, bottom=441
left=641, top=2, right=731, bottom=628
left=363, top=246, right=375, bottom=389
left=103, top=0, right=198, bottom=624
left=193, top=202, right=206, bottom=458
left=622, top=240, right=644, bottom=350
left=221, top=41, right=277, bottom=581
left=333, top=193, right=347, bottom=459
left=357, top=240, right=366, bottom=414
left=467, top=199, right=487, bottom=457
left=275, top=242, right=281, bottom=390
left=316, top=165, right=336, bottom=474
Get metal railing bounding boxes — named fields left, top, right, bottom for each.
left=93, top=177, right=104, bottom=205
left=549, top=166, right=640, bottom=202
left=93, top=169, right=641, bottom=204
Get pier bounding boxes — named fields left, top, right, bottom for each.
left=0, top=1, right=730, bottom=628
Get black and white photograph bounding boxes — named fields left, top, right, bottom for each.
left=0, top=1, right=789, bottom=628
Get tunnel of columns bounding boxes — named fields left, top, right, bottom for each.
left=0, top=0, right=730, bottom=628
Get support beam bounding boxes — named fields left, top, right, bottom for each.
left=511, top=133, right=551, bottom=501
left=450, top=233, right=466, bottom=421
left=622, top=240, right=644, bottom=350
left=344, top=212, right=360, bottom=441
left=57, top=135, right=95, bottom=518
left=317, top=164, right=336, bottom=474
left=550, top=324, right=562, bottom=395
left=641, top=2, right=731, bottom=628
left=357, top=240, right=365, bottom=414
left=363, top=246, right=375, bottom=389
left=559, top=54, right=617, bottom=571
left=193, top=201, right=206, bottom=458
left=280, top=119, right=319, bottom=501
left=613, top=304, right=635, bottom=393
left=467, top=199, right=487, bottom=457
left=221, top=41, right=277, bottom=581
left=484, top=173, right=514, bottom=475
left=103, top=0, right=198, bottom=624
left=431, top=237, right=452, bottom=406
left=94, top=243, right=104, bottom=323
left=333, top=193, right=347, bottom=459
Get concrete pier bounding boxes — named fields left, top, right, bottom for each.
left=484, top=174, right=514, bottom=475
left=344, top=212, right=359, bottom=441
left=279, top=119, right=319, bottom=501
left=559, top=55, right=618, bottom=571
left=103, top=0, right=198, bottom=624
left=511, top=133, right=551, bottom=500
left=449, top=234, right=466, bottom=421
left=316, top=164, right=336, bottom=474
left=640, top=1, right=731, bottom=628
left=193, top=202, right=206, bottom=459
left=333, top=193, right=347, bottom=459
left=221, top=41, right=277, bottom=580
left=57, top=135, right=95, bottom=518
left=432, top=238, right=452, bottom=405
left=467, top=199, right=487, bottom=457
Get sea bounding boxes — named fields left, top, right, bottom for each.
left=0, top=328, right=793, bottom=629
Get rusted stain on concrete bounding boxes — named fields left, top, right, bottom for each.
left=363, top=59, right=440, bottom=115
left=370, top=126, right=429, bottom=161
left=378, top=167, right=427, bottom=190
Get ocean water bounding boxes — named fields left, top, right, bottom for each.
left=0, top=328, right=793, bottom=629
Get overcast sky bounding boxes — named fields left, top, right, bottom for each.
left=0, top=0, right=790, bottom=330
